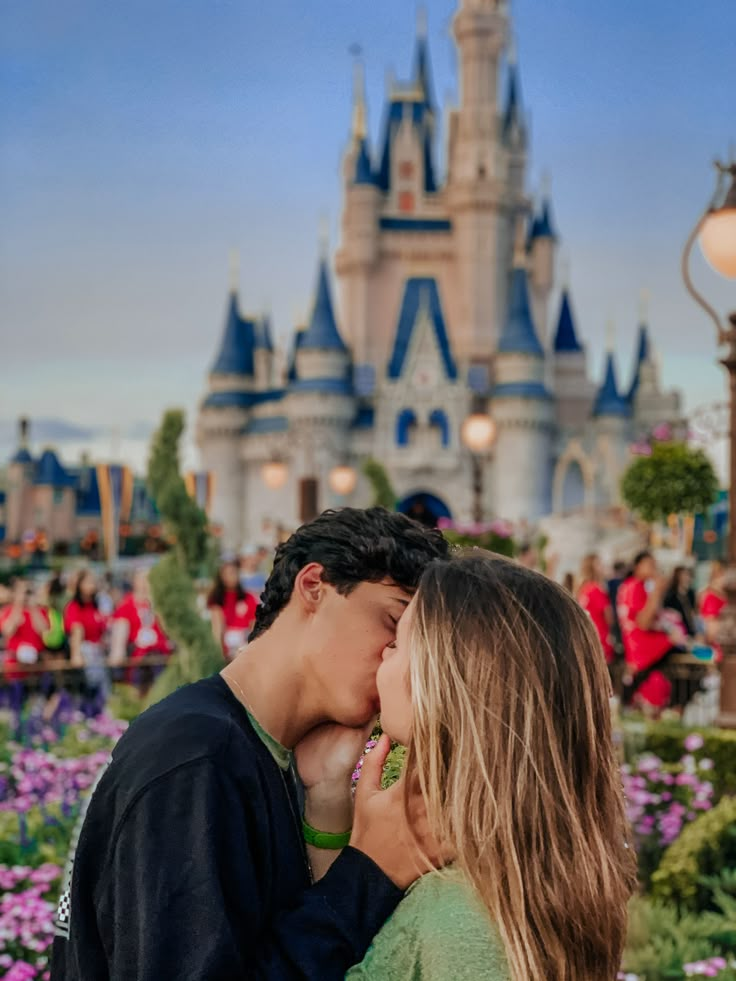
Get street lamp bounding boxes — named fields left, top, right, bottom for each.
left=328, top=464, right=357, bottom=497
left=260, top=460, right=289, bottom=491
left=461, top=412, right=497, bottom=523
left=682, top=158, right=736, bottom=727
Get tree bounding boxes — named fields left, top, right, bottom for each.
left=362, top=458, right=397, bottom=510
left=621, top=441, right=719, bottom=524
left=145, top=410, right=222, bottom=705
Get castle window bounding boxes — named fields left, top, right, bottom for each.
left=399, top=161, right=414, bottom=179
left=429, top=409, right=450, bottom=448
left=53, top=488, right=64, bottom=504
left=396, top=409, right=418, bottom=447
left=398, top=191, right=415, bottom=214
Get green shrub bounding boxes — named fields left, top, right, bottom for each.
left=652, top=795, right=736, bottom=913
left=0, top=804, right=78, bottom=868
left=442, top=528, right=516, bottom=558
left=624, top=721, right=736, bottom=801
left=623, top=892, right=736, bottom=980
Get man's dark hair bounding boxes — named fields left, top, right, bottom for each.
left=250, top=507, right=450, bottom=640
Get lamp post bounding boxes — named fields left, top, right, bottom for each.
left=461, top=411, right=497, bottom=523
left=682, top=158, right=736, bottom=727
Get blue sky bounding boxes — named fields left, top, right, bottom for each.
left=1, top=0, right=735, bottom=470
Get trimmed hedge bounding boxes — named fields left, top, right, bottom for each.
left=651, top=795, right=736, bottom=913
left=624, top=720, right=736, bottom=801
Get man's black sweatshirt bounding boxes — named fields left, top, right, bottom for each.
left=50, top=674, right=402, bottom=980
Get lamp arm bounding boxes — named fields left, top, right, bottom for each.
left=681, top=212, right=727, bottom=345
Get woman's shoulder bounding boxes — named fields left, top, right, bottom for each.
left=346, top=867, right=510, bottom=980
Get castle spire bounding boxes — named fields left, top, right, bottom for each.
left=350, top=48, right=367, bottom=143
left=228, top=248, right=240, bottom=295
left=413, top=6, right=435, bottom=110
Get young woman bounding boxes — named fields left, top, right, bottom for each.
left=576, top=552, right=614, bottom=664
left=64, top=571, right=109, bottom=698
left=699, top=561, right=726, bottom=659
left=663, top=566, right=697, bottom=637
left=110, top=570, right=173, bottom=691
left=341, top=552, right=636, bottom=981
left=0, top=578, right=49, bottom=683
left=207, top=559, right=258, bottom=660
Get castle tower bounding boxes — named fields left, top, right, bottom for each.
left=253, top=315, right=275, bottom=390
left=551, top=288, right=594, bottom=428
left=491, top=251, right=554, bottom=521
left=6, top=417, right=35, bottom=541
left=591, top=351, right=631, bottom=507
left=447, top=0, right=510, bottom=362
left=527, top=192, right=558, bottom=346
left=627, top=322, right=682, bottom=433
left=196, top=286, right=257, bottom=547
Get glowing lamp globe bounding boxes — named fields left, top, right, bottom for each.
left=328, top=465, right=357, bottom=497
left=261, top=461, right=288, bottom=490
left=461, top=413, right=496, bottom=453
left=699, top=206, right=736, bottom=279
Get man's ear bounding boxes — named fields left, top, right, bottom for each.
left=293, top=563, right=325, bottom=614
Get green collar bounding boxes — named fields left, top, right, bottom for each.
left=246, top=709, right=293, bottom=771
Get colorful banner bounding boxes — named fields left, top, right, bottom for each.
left=96, top=463, right=133, bottom=565
left=185, top=471, right=215, bottom=514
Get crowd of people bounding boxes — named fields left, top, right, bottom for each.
left=571, top=550, right=724, bottom=713
left=0, top=547, right=270, bottom=705
left=1, top=532, right=723, bottom=719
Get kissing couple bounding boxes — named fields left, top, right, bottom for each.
left=52, top=507, right=635, bottom=981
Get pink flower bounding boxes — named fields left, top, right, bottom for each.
left=684, top=733, right=705, bottom=753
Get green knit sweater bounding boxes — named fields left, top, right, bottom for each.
left=345, top=867, right=511, bottom=981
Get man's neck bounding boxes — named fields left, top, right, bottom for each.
left=221, top=621, right=323, bottom=749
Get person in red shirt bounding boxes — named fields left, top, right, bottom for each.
left=617, top=551, right=685, bottom=711
left=576, top=554, right=614, bottom=665
left=699, top=560, right=726, bottom=658
left=110, top=570, right=173, bottom=691
left=0, top=579, right=49, bottom=684
left=64, top=571, right=109, bottom=699
left=207, top=559, right=258, bottom=661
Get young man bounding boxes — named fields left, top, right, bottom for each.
left=51, top=508, right=449, bottom=980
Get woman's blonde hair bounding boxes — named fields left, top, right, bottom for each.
left=579, top=552, right=600, bottom=585
left=405, top=551, right=636, bottom=981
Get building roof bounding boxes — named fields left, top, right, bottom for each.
left=412, top=26, right=435, bottom=111
left=211, top=292, right=256, bottom=377
left=375, top=100, right=437, bottom=193
left=11, top=447, right=33, bottom=464
left=553, top=289, right=583, bottom=353
left=354, top=137, right=375, bottom=185
left=387, top=277, right=458, bottom=381
left=254, top=315, right=274, bottom=352
left=75, top=467, right=102, bottom=516
left=297, top=259, right=348, bottom=352
left=498, top=267, right=544, bottom=356
left=593, top=353, right=630, bottom=418
left=33, top=449, right=75, bottom=487
left=493, top=381, right=552, bottom=401
left=501, top=63, right=524, bottom=144
left=627, top=323, right=650, bottom=402
left=527, top=197, right=557, bottom=244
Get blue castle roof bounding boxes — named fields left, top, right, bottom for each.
left=493, top=381, right=552, bottom=401
left=354, top=137, right=374, bottom=185
left=211, top=292, right=256, bottom=377
left=254, top=315, right=274, bottom=352
left=34, top=449, right=75, bottom=487
left=627, top=323, right=650, bottom=402
left=375, top=99, right=437, bottom=193
left=593, top=353, right=630, bottom=418
left=502, top=64, right=524, bottom=144
left=298, top=259, right=347, bottom=352
left=527, top=198, right=557, bottom=244
left=553, top=290, right=583, bottom=353
left=75, top=467, right=102, bottom=516
left=387, top=277, right=457, bottom=381
left=413, top=30, right=435, bottom=111
left=498, top=267, right=544, bottom=356
left=11, top=447, right=33, bottom=464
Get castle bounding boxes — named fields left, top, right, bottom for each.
left=197, top=0, right=682, bottom=550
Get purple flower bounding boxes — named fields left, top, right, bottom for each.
left=684, top=733, right=705, bottom=753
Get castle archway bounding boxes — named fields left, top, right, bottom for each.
left=396, top=491, right=452, bottom=529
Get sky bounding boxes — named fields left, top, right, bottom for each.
left=1, top=0, right=735, bottom=473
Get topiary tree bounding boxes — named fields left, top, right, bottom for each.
left=362, top=458, right=397, bottom=510
left=145, top=410, right=223, bottom=705
left=621, top=441, right=719, bottom=524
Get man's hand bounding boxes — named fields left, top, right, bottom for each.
left=350, top=734, right=450, bottom=891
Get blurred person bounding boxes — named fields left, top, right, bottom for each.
left=209, top=558, right=258, bottom=660
left=607, top=560, right=629, bottom=657
left=516, top=543, right=537, bottom=570
left=0, top=578, right=49, bottom=683
left=41, top=573, right=68, bottom=655
left=51, top=508, right=449, bottom=980
left=663, top=566, right=697, bottom=637
left=576, top=554, right=614, bottom=664
left=239, top=544, right=268, bottom=596
left=64, top=571, right=109, bottom=700
left=562, top=571, right=575, bottom=594
left=345, top=554, right=635, bottom=981
left=617, top=552, right=687, bottom=711
left=110, top=569, right=173, bottom=690
left=699, top=560, right=726, bottom=653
